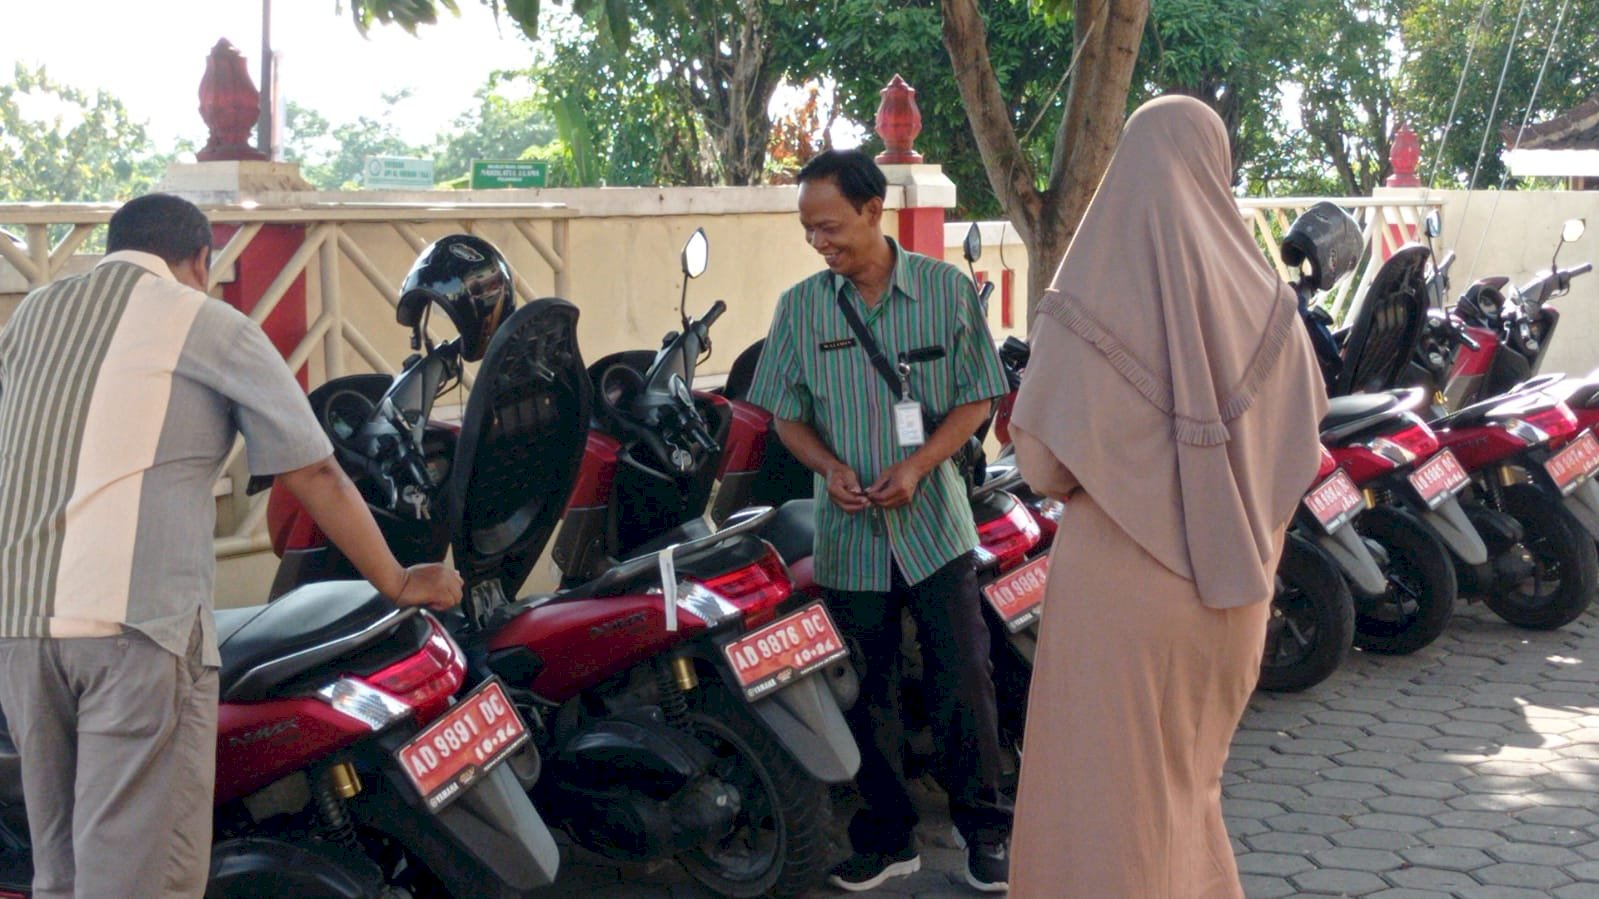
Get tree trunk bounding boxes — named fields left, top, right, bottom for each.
left=941, top=0, right=1149, bottom=322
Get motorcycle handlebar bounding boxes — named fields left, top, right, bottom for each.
left=700, top=300, right=727, bottom=330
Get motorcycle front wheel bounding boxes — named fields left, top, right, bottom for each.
left=1352, top=506, right=1457, bottom=655
left=1484, top=483, right=1599, bottom=629
left=680, top=683, right=830, bottom=898
left=1258, top=533, right=1354, bottom=692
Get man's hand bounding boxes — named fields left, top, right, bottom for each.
left=865, top=458, right=928, bottom=509
left=826, top=464, right=872, bottom=513
left=393, top=563, right=464, bottom=611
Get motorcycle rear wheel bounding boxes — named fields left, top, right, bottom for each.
left=680, top=683, right=831, bottom=898
left=1258, top=533, right=1354, bottom=692
left=1352, top=507, right=1456, bottom=655
left=1484, top=484, right=1599, bottom=629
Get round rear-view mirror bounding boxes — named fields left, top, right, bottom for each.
left=1423, top=210, right=1443, bottom=239
left=1562, top=218, right=1586, bottom=244
left=962, top=222, right=983, bottom=264
left=681, top=228, right=709, bottom=279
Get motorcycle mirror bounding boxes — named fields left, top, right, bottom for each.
left=962, top=222, right=983, bottom=265
left=1423, top=210, right=1443, bottom=239
left=1554, top=218, right=1585, bottom=272
left=681, top=227, right=709, bottom=280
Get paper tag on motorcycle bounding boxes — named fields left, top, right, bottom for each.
left=982, top=556, right=1050, bottom=632
left=723, top=602, right=850, bottom=702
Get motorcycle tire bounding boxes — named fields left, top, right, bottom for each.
left=680, top=683, right=830, bottom=898
left=1352, top=507, right=1456, bottom=655
left=1258, top=533, right=1355, bottom=692
left=1484, top=483, right=1599, bottom=630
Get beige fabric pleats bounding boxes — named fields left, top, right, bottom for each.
left=1009, top=490, right=1272, bottom=899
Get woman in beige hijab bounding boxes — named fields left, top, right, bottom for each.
left=1006, top=96, right=1328, bottom=897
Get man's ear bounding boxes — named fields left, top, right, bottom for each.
left=173, top=249, right=209, bottom=292
left=864, top=196, right=884, bottom=227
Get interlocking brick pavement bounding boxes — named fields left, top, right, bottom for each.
left=537, top=600, right=1599, bottom=898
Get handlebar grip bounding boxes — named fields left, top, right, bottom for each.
left=1569, top=262, right=1594, bottom=277
left=1457, top=330, right=1480, bottom=351
left=701, top=300, right=727, bottom=329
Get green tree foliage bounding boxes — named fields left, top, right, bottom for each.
left=0, top=64, right=170, bottom=203
left=280, top=93, right=427, bottom=189
left=794, top=1, right=1076, bottom=218
left=1399, top=0, right=1599, bottom=188
left=430, top=73, right=560, bottom=184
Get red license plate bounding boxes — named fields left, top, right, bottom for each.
left=395, top=678, right=529, bottom=814
left=1304, top=469, right=1364, bottom=533
left=981, top=555, right=1050, bottom=633
left=723, top=603, right=850, bottom=701
left=1407, top=449, right=1470, bottom=509
left=1545, top=431, right=1599, bottom=495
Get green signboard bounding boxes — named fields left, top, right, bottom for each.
left=471, top=160, right=550, bottom=190
left=363, top=156, right=434, bottom=189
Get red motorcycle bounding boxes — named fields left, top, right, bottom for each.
left=267, top=260, right=860, bottom=897
left=0, top=586, right=559, bottom=897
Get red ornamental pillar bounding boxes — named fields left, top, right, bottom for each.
left=1383, top=121, right=1423, bottom=260
left=196, top=39, right=307, bottom=384
left=874, top=75, right=943, bottom=258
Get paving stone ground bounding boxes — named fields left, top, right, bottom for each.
left=538, top=600, right=1599, bottom=898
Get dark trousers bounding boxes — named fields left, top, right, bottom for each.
left=828, top=552, right=1012, bottom=854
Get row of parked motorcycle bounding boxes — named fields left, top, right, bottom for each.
left=0, top=208, right=1588, bottom=898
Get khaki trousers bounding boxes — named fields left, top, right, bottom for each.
left=0, top=623, right=217, bottom=899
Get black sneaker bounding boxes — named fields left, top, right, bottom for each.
left=827, top=846, right=922, bottom=892
left=964, top=836, right=1009, bottom=893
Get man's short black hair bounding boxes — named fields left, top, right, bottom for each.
left=797, top=149, right=887, bottom=213
left=106, top=193, right=212, bottom=266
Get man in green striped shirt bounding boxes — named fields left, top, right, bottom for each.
left=747, top=150, right=1012, bottom=893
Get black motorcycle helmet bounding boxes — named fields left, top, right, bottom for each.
left=396, top=234, right=514, bottom=362
left=1280, top=201, right=1364, bottom=291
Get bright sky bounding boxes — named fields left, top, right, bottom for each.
left=2, top=0, right=539, bottom=150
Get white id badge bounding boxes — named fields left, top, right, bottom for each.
left=894, top=400, right=926, bottom=447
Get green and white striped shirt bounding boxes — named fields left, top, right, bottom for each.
left=748, top=238, right=1008, bottom=591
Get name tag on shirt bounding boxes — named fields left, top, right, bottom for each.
left=894, top=400, right=926, bottom=447
left=819, top=338, right=857, bottom=352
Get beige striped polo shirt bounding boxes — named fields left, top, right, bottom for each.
left=0, top=251, right=332, bottom=666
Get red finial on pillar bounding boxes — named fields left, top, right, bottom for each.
left=198, top=39, right=268, bottom=162
left=1387, top=121, right=1421, bottom=187
left=875, top=74, right=924, bottom=164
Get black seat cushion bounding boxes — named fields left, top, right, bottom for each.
left=758, top=500, right=815, bottom=567
left=219, top=581, right=404, bottom=702
left=1320, top=393, right=1404, bottom=432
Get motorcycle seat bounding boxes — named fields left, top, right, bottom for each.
left=1319, top=392, right=1411, bottom=437
left=1433, top=391, right=1553, bottom=431
left=217, top=581, right=410, bottom=703
left=757, top=500, right=815, bottom=567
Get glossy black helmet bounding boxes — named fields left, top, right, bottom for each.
left=1281, top=201, right=1364, bottom=291
left=396, top=234, right=514, bottom=362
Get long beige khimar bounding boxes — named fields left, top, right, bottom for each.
left=1013, top=95, right=1328, bottom=609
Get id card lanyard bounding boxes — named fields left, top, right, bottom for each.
left=891, top=357, right=925, bottom=447
left=835, top=291, right=926, bottom=447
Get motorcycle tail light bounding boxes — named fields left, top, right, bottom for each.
left=1387, top=422, right=1442, bottom=460
left=1358, top=436, right=1418, bottom=467
left=695, top=550, right=793, bottom=629
left=975, top=499, right=1042, bottom=572
left=1523, top=405, right=1580, bottom=445
left=1315, top=447, right=1338, bottom=480
left=360, top=616, right=466, bottom=726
